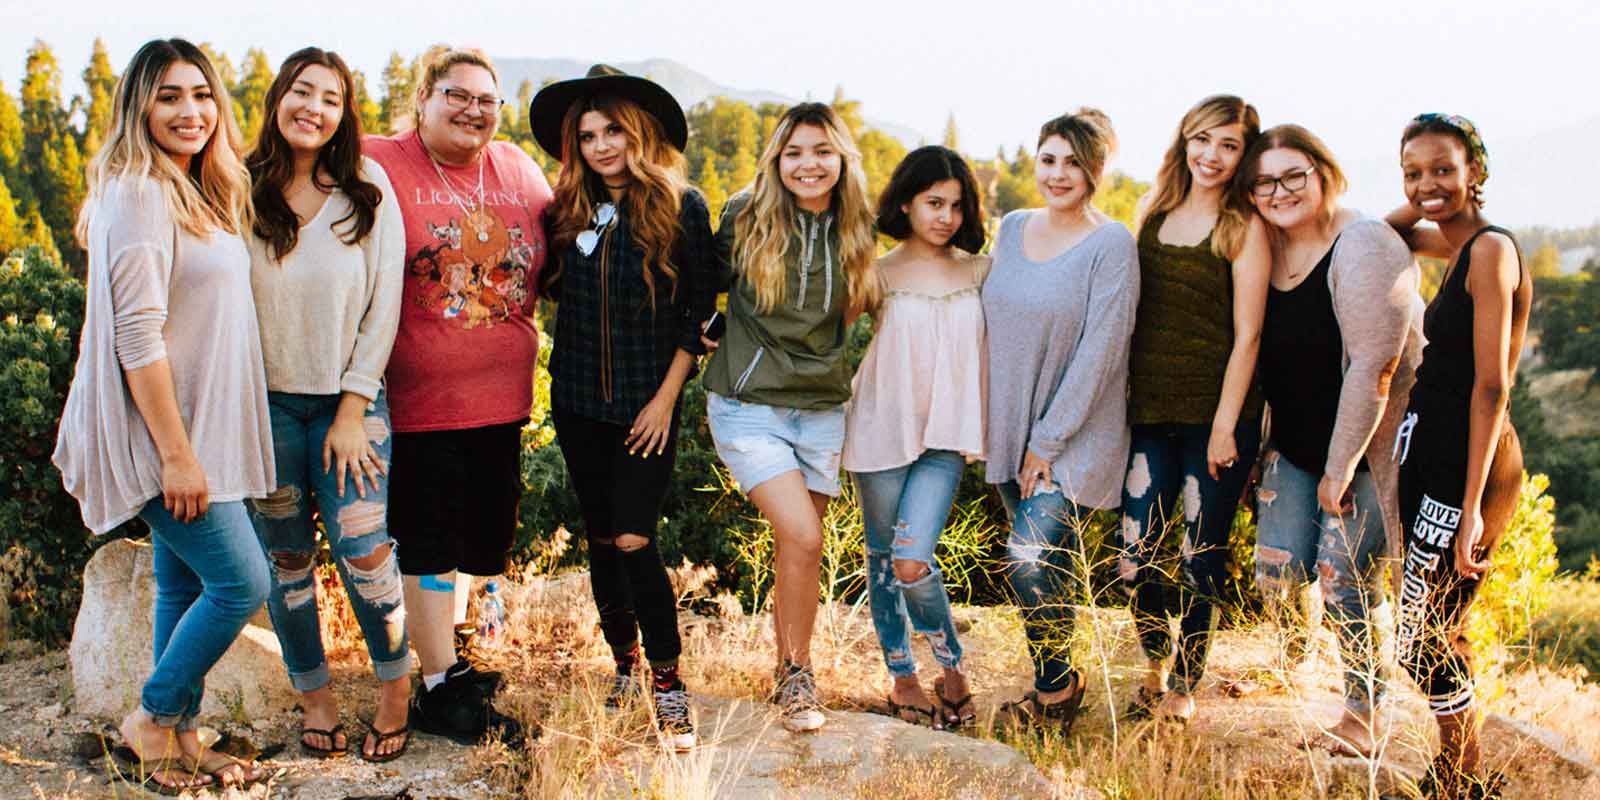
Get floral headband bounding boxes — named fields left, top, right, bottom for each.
left=1411, top=112, right=1489, bottom=188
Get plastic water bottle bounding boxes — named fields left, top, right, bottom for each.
left=481, top=580, right=504, bottom=644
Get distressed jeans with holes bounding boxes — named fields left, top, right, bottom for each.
left=1120, top=421, right=1260, bottom=695
left=1253, top=448, right=1389, bottom=715
left=247, top=391, right=409, bottom=692
left=997, top=481, right=1086, bottom=693
left=852, top=450, right=966, bottom=678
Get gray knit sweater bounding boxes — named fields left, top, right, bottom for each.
left=982, top=210, right=1140, bottom=510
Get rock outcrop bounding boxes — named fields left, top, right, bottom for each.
left=68, top=538, right=295, bottom=720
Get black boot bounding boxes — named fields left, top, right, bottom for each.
left=453, top=624, right=503, bottom=695
left=409, top=665, right=532, bottom=747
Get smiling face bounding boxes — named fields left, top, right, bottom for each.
left=416, top=64, right=499, bottom=163
left=146, top=60, right=218, bottom=172
left=274, top=63, right=344, bottom=160
left=779, top=123, right=841, bottom=213
left=1249, top=147, right=1324, bottom=232
left=577, top=109, right=629, bottom=184
left=1402, top=131, right=1478, bottom=222
left=901, top=178, right=963, bottom=248
left=1035, top=135, right=1092, bottom=212
left=1186, top=121, right=1246, bottom=190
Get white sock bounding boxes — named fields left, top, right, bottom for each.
left=423, top=670, right=448, bottom=691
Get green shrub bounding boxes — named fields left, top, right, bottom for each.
left=1530, top=566, right=1600, bottom=679
left=0, top=246, right=107, bottom=644
left=1470, top=472, right=1561, bottom=674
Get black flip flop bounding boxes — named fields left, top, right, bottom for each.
left=882, top=696, right=940, bottom=729
left=933, top=677, right=976, bottom=730
left=300, top=723, right=348, bottom=759
left=360, top=718, right=411, bottom=763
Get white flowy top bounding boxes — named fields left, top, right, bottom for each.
left=53, top=177, right=274, bottom=534
left=842, top=268, right=987, bottom=474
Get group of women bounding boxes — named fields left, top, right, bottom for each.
left=51, top=36, right=1525, bottom=800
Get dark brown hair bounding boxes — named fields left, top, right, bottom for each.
left=247, top=47, right=381, bottom=261
left=874, top=145, right=985, bottom=253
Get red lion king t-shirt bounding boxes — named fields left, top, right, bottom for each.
left=363, top=129, right=552, bottom=432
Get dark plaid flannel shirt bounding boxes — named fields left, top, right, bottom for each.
left=547, top=189, right=722, bottom=425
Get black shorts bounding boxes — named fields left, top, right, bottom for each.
left=551, top=406, right=680, bottom=540
left=388, top=419, right=527, bottom=576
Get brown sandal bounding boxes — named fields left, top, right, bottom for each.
left=882, top=695, right=940, bottom=728
left=997, top=670, right=1086, bottom=736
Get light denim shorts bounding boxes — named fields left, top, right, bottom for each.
left=706, top=392, right=846, bottom=497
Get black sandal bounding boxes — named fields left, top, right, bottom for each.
left=933, top=677, right=976, bottom=730
left=299, top=723, right=347, bottom=759
left=997, top=670, right=1086, bottom=736
left=360, top=718, right=411, bottom=763
left=882, top=695, right=940, bottom=728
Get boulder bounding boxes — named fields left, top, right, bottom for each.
left=612, top=697, right=1071, bottom=800
left=68, top=538, right=296, bottom=720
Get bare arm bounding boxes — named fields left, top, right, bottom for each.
left=1385, top=204, right=1453, bottom=259
left=1208, top=215, right=1270, bottom=478
left=1454, top=232, right=1520, bottom=576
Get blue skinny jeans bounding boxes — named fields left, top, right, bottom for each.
left=997, top=481, right=1087, bottom=693
left=1119, top=420, right=1260, bottom=694
left=247, top=391, right=409, bottom=692
left=852, top=450, right=966, bottom=679
left=1254, top=447, right=1389, bottom=715
left=140, top=499, right=271, bottom=728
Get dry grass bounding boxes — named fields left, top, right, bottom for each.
left=288, top=525, right=1599, bottom=799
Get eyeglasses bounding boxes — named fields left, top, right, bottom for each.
left=434, top=87, right=504, bottom=113
left=1249, top=166, right=1318, bottom=199
left=576, top=203, right=617, bottom=257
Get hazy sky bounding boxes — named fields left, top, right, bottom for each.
left=2, top=0, right=1597, bottom=226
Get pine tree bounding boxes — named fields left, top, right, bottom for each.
left=198, top=44, right=237, bottom=91
left=829, top=86, right=864, bottom=140
left=35, top=133, right=84, bottom=265
left=20, top=207, right=59, bottom=265
left=696, top=157, right=727, bottom=221
left=378, top=52, right=414, bottom=133
left=350, top=69, right=382, bottom=135
left=942, top=112, right=960, bottom=152
left=20, top=40, right=70, bottom=207
left=233, top=48, right=275, bottom=144
left=0, top=174, right=23, bottom=254
left=0, top=82, right=28, bottom=212
left=727, top=142, right=757, bottom=194
left=79, top=38, right=117, bottom=159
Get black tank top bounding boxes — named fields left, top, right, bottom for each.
left=1411, top=226, right=1520, bottom=416
left=1260, top=239, right=1366, bottom=475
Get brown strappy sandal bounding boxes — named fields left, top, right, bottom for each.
left=996, top=670, right=1086, bottom=736
left=933, top=676, right=976, bottom=730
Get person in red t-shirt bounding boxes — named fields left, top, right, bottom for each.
left=363, top=45, right=550, bottom=746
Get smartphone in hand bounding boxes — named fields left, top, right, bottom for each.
left=703, top=311, right=726, bottom=341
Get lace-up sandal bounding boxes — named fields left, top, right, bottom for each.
left=997, top=670, right=1086, bottom=737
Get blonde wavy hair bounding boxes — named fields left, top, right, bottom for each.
left=404, top=46, right=499, bottom=131
left=733, top=102, right=879, bottom=316
left=77, top=38, right=250, bottom=242
left=1138, top=95, right=1260, bottom=260
left=545, top=95, right=689, bottom=313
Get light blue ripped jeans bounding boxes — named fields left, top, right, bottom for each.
left=852, top=450, right=966, bottom=678
left=1254, top=447, right=1389, bottom=715
left=248, top=391, right=409, bottom=692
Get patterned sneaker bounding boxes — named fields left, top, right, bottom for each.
left=653, top=682, right=697, bottom=751
left=775, top=663, right=825, bottom=733
left=606, top=670, right=643, bottom=709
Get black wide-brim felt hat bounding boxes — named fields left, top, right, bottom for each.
left=529, top=64, right=689, bottom=158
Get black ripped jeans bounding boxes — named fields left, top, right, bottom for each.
left=552, top=406, right=683, bottom=665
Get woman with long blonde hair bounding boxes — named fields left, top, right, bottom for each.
left=1118, top=95, right=1271, bottom=724
left=530, top=65, right=719, bottom=751
left=55, top=38, right=272, bottom=792
left=702, top=101, right=878, bottom=732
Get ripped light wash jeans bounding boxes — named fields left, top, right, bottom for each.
left=853, top=450, right=966, bottom=678
left=997, top=481, right=1087, bottom=693
left=1254, top=447, right=1388, bottom=715
left=248, top=391, right=409, bottom=692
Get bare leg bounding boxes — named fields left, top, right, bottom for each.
left=749, top=472, right=826, bottom=668
left=403, top=572, right=458, bottom=676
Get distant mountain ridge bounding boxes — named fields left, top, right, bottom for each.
left=494, top=56, right=926, bottom=147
